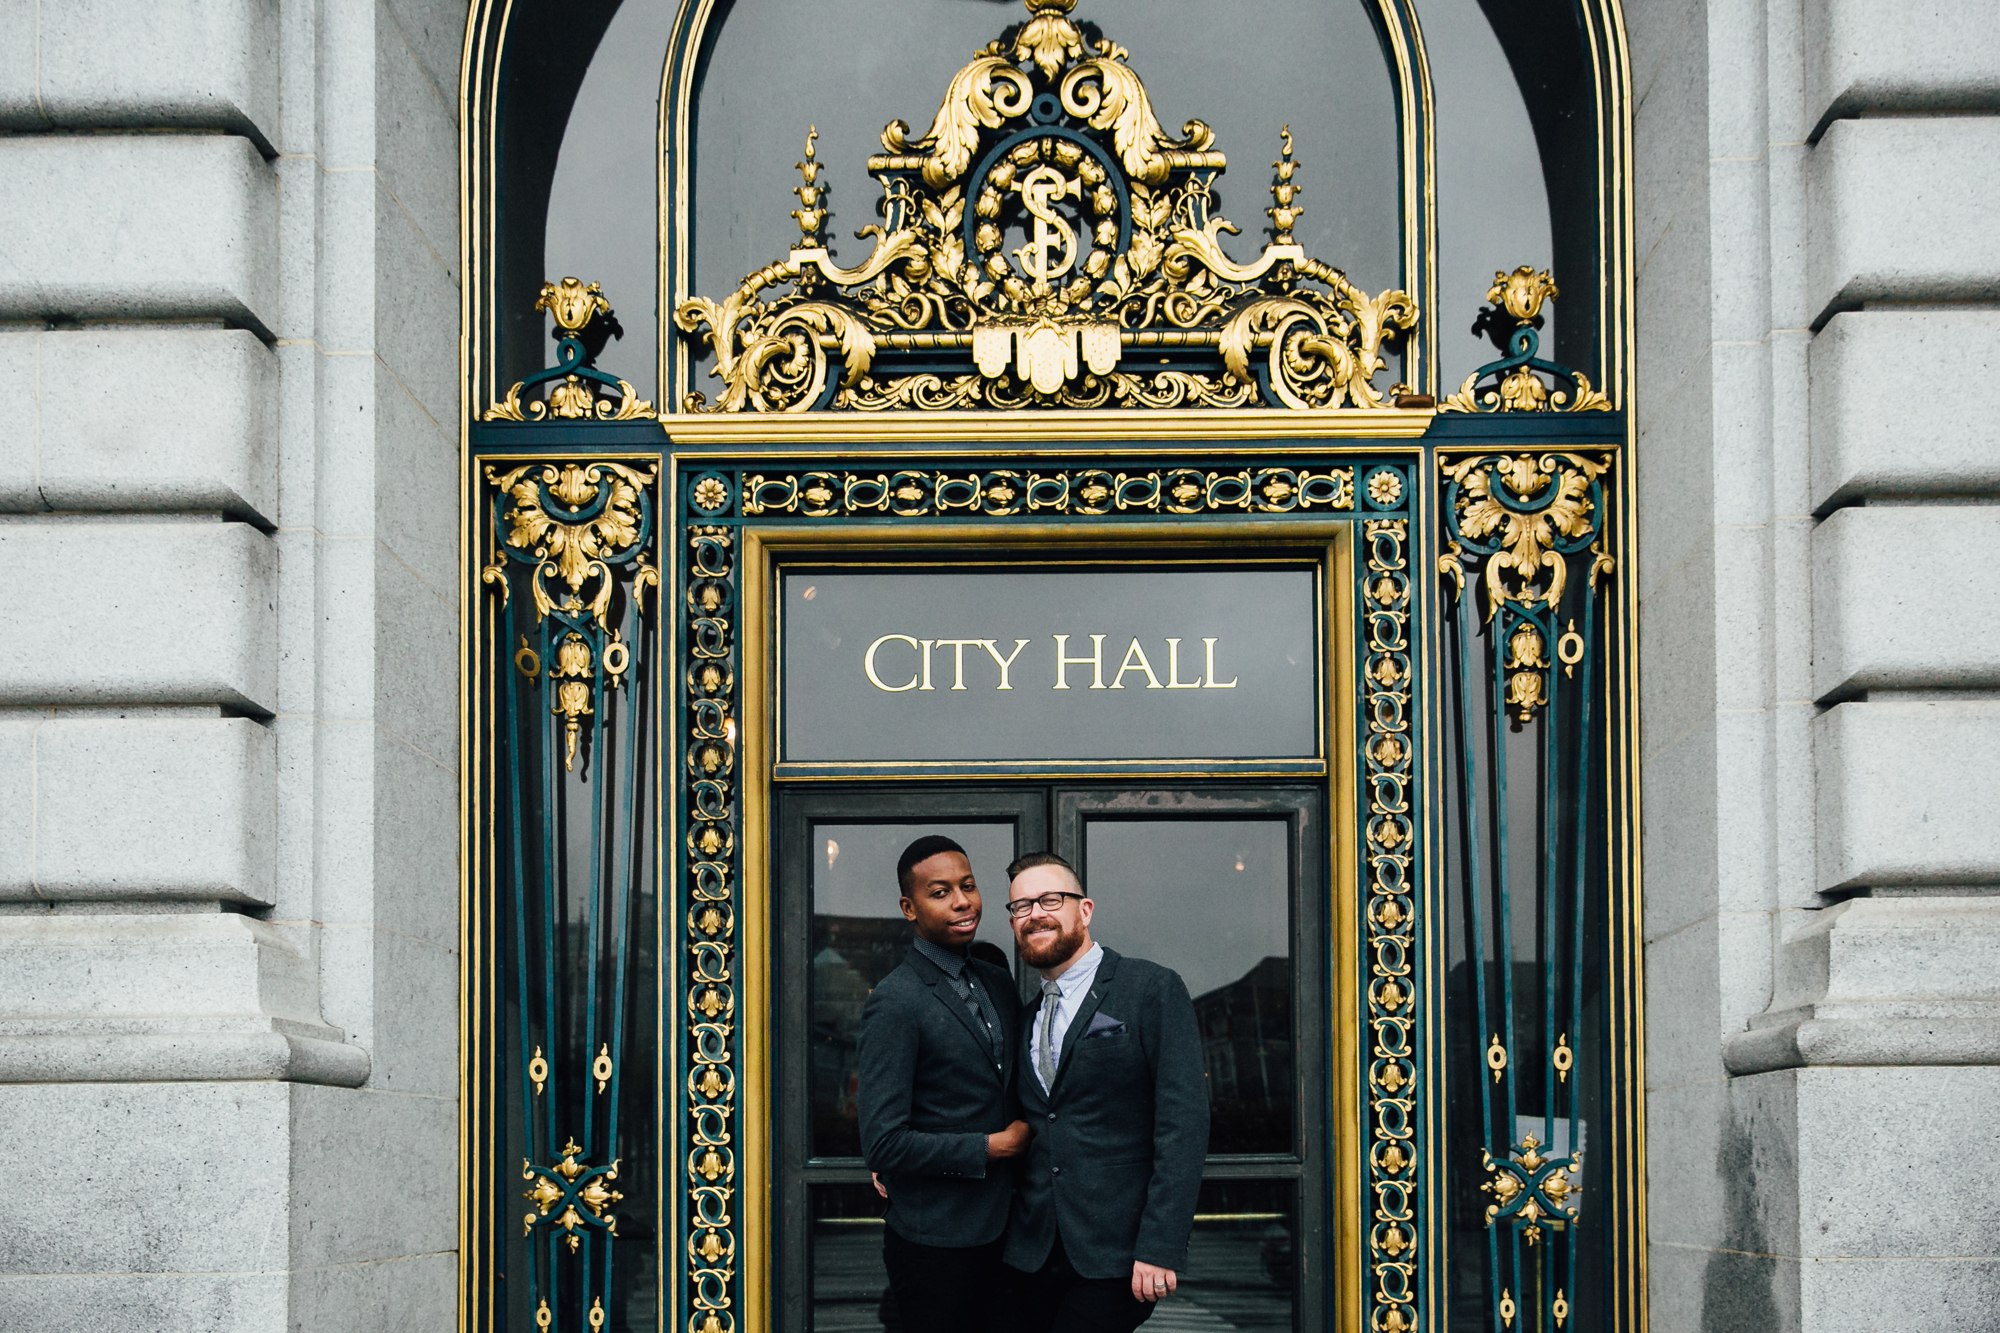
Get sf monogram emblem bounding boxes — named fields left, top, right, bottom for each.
left=1011, top=165, right=1080, bottom=294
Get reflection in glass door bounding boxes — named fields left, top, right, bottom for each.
left=807, top=821, right=1019, bottom=1159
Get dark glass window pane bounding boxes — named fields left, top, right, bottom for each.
left=1164, top=1179, right=1298, bottom=1333
left=809, top=822, right=1017, bottom=1158
left=540, top=0, right=666, bottom=397
left=1082, top=819, right=1292, bottom=1154
left=780, top=569, right=1320, bottom=767
left=491, top=1, right=656, bottom=395
left=1425, top=0, right=1555, bottom=390
left=810, top=1183, right=891, bottom=1333
left=1424, top=0, right=1605, bottom=384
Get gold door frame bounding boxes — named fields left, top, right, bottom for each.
left=725, top=512, right=1364, bottom=1333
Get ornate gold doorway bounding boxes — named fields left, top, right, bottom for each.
left=460, top=2, right=1643, bottom=1329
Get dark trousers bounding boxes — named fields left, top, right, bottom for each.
left=882, top=1224, right=1006, bottom=1333
left=1005, top=1232, right=1158, bottom=1333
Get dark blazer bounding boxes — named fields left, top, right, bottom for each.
left=857, top=946, right=1023, bottom=1247
left=1002, top=947, right=1209, bottom=1280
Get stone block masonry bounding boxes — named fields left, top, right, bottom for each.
left=0, top=1, right=464, bottom=1330
left=1638, top=0, right=2000, bottom=1327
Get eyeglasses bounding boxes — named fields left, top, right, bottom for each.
left=1003, top=891, right=1085, bottom=919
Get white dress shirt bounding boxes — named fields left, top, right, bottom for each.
left=1032, top=941, right=1104, bottom=1093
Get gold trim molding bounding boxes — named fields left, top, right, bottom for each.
left=725, top=465, right=1355, bottom=519
left=1360, top=518, right=1417, bottom=1333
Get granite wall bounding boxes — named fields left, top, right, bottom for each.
left=0, top=0, right=464, bottom=1327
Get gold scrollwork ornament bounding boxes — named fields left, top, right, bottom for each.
left=485, top=279, right=657, bottom=421
left=1439, top=266, right=1612, bottom=415
left=676, top=0, right=1416, bottom=413
left=1361, top=518, right=1418, bottom=1333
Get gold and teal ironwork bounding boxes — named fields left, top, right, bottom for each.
left=733, top=465, right=1355, bottom=518
left=1439, top=453, right=1611, bottom=720
left=1439, top=449, right=1614, bottom=1332
left=523, top=1138, right=626, bottom=1254
left=1438, top=269, right=1611, bottom=415
left=1360, top=518, right=1418, bottom=1333
left=487, top=278, right=658, bottom=421
left=684, top=523, right=741, bottom=1333
left=485, top=461, right=662, bottom=767
left=1480, top=1134, right=1582, bottom=1243
left=482, top=457, right=660, bottom=1331
left=674, top=0, right=1418, bottom=414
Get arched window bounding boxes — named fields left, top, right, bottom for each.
left=461, top=3, right=1640, bottom=1331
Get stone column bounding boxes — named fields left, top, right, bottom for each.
left=1634, top=0, right=2000, bottom=1327
left=0, top=1, right=463, bottom=1327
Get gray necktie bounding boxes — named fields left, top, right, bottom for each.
left=1037, top=979, right=1064, bottom=1088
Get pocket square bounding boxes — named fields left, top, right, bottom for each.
left=1083, top=1011, right=1127, bottom=1038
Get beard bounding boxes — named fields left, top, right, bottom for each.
left=1016, top=916, right=1086, bottom=970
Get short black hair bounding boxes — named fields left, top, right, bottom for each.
left=897, top=834, right=968, bottom=897
left=1005, top=850, right=1084, bottom=895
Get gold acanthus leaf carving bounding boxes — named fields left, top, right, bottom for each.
left=1017, top=0, right=1084, bottom=80
left=1441, top=453, right=1607, bottom=617
left=488, top=462, right=658, bottom=627
left=901, top=56, right=1034, bottom=188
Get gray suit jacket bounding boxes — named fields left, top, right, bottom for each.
left=1002, top=948, right=1209, bottom=1279
left=857, top=946, right=1022, bottom=1247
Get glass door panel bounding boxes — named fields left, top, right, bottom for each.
left=1055, top=787, right=1326, bottom=1333
left=1081, top=818, right=1294, bottom=1154
left=808, top=1183, right=894, bottom=1333
left=1185, top=1179, right=1300, bottom=1333
left=775, top=790, right=1046, bottom=1333
left=808, top=821, right=1018, bottom=1159
left=777, top=786, right=1323, bottom=1333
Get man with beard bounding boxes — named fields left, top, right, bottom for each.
left=1000, top=851, right=1207, bottom=1333
left=858, top=834, right=1031, bottom=1333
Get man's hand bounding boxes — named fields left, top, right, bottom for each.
left=870, top=1172, right=887, bottom=1199
left=1131, top=1261, right=1177, bottom=1303
left=986, top=1120, right=1031, bottom=1159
